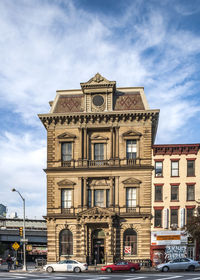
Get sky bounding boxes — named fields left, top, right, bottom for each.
left=0, top=0, right=200, bottom=219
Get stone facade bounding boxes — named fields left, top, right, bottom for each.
left=39, top=73, right=159, bottom=264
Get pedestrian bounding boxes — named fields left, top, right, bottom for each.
left=6, top=255, right=13, bottom=271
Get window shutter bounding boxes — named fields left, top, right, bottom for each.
left=163, top=208, right=169, bottom=229
left=180, top=208, right=185, bottom=228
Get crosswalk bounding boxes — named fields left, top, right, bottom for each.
left=0, top=273, right=200, bottom=280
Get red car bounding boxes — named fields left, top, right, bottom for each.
left=101, top=261, right=140, bottom=273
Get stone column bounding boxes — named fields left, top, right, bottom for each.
left=110, top=127, right=113, bottom=159
left=84, top=128, right=87, bottom=159
left=83, top=178, right=88, bottom=207
left=91, top=189, right=94, bottom=207
left=79, top=128, right=83, bottom=160
left=110, top=177, right=114, bottom=207
left=107, top=222, right=114, bottom=263
left=115, top=127, right=119, bottom=158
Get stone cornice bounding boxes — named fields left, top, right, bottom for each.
left=38, top=110, right=159, bottom=129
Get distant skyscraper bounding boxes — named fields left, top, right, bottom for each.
left=0, top=204, right=7, bottom=217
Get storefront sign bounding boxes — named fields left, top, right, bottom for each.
left=151, top=231, right=187, bottom=246
left=124, top=246, right=131, bottom=255
left=157, top=235, right=180, bottom=241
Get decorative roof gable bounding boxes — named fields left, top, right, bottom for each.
left=90, top=135, right=109, bottom=141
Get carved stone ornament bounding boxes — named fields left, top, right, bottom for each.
left=122, top=177, right=141, bottom=185
left=90, top=178, right=109, bottom=187
left=78, top=206, right=115, bottom=218
left=57, top=179, right=76, bottom=186
left=86, top=73, right=110, bottom=84
left=57, top=132, right=76, bottom=139
left=122, top=129, right=142, bottom=138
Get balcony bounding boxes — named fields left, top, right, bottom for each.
left=60, top=158, right=150, bottom=168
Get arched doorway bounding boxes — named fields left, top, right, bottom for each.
left=92, top=229, right=105, bottom=264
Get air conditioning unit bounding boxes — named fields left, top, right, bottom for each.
left=170, top=223, right=178, bottom=230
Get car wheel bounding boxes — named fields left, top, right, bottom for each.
left=74, top=267, right=81, bottom=273
left=162, top=266, right=169, bottom=272
left=46, top=266, right=54, bottom=273
left=130, top=267, right=135, bottom=273
left=106, top=267, right=112, bottom=273
left=188, top=265, right=195, bottom=271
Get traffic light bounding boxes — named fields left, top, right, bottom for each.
left=19, top=227, right=23, bottom=237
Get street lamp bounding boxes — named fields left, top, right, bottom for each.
left=11, top=188, right=27, bottom=271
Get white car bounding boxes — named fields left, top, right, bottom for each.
left=156, top=258, right=200, bottom=272
left=43, top=259, right=88, bottom=273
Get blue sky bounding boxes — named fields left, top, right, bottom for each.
left=0, top=0, right=200, bottom=218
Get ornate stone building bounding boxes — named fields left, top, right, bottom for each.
left=39, top=73, right=159, bottom=264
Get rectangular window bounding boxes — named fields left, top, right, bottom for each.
left=187, top=208, right=194, bottom=223
left=94, top=190, right=104, bottom=207
left=187, top=160, right=195, bottom=176
left=126, top=140, right=137, bottom=159
left=155, top=161, right=163, bottom=177
left=171, top=185, right=179, bottom=201
left=171, top=161, right=179, bottom=177
left=94, top=143, right=104, bottom=161
left=61, top=142, right=72, bottom=161
left=154, top=209, right=162, bottom=227
left=126, top=188, right=136, bottom=208
left=171, top=209, right=178, bottom=225
left=187, top=185, right=195, bottom=201
left=155, top=185, right=163, bottom=201
left=61, top=189, right=72, bottom=209
left=106, top=189, right=110, bottom=207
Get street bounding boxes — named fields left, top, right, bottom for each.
left=0, top=272, right=200, bottom=280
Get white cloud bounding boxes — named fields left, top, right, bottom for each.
left=0, top=131, right=46, bottom=219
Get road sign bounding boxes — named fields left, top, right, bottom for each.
left=12, top=242, right=20, bottom=251
left=124, top=246, right=131, bottom=255
left=20, top=238, right=28, bottom=243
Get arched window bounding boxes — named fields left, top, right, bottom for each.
left=59, top=229, right=73, bottom=256
left=123, top=228, right=137, bottom=255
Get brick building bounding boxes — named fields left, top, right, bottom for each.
left=151, top=144, right=200, bottom=265
left=39, top=73, right=159, bottom=264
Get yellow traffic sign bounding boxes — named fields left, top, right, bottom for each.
left=12, top=242, right=20, bottom=251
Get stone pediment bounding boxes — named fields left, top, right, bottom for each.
left=90, top=135, right=109, bottom=141
left=80, top=73, right=116, bottom=93
left=122, top=130, right=142, bottom=138
left=122, top=178, right=141, bottom=185
left=58, top=132, right=76, bottom=139
left=78, top=207, right=115, bottom=218
left=57, top=179, right=76, bottom=186
left=90, top=179, right=109, bottom=187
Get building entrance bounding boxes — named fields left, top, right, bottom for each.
left=92, top=229, right=105, bottom=264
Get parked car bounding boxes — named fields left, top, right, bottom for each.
left=101, top=261, right=140, bottom=273
left=156, top=258, right=200, bottom=272
left=43, top=259, right=88, bottom=273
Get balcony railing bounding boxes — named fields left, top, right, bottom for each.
left=60, top=158, right=150, bottom=168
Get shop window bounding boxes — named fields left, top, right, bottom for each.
left=171, top=185, right=179, bottom=201
left=61, top=142, right=72, bottom=161
left=59, top=229, right=73, bottom=256
left=187, top=160, right=195, bottom=176
left=126, top=140, right=137, bottom=159
left=126, top=188, right=136, bottom=208
left=94, top=190, right=104, bottom=207
left=170, top=209, right=178, bottom=226
left=155, top=185, right=163, bottom=201
left=154, top=209, right=162, bottom=227
left=187, top=185, right=195, bottom=201
left=171, top=161, right=179, bottom=177
left=123, top=229, right=137, bottom=255
left=61, top=189, right=72, bottom=209
left=155, top=161, right=163, bottom=177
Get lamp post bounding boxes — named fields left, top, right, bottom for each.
left=12, top=188, right=27, bottom=271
